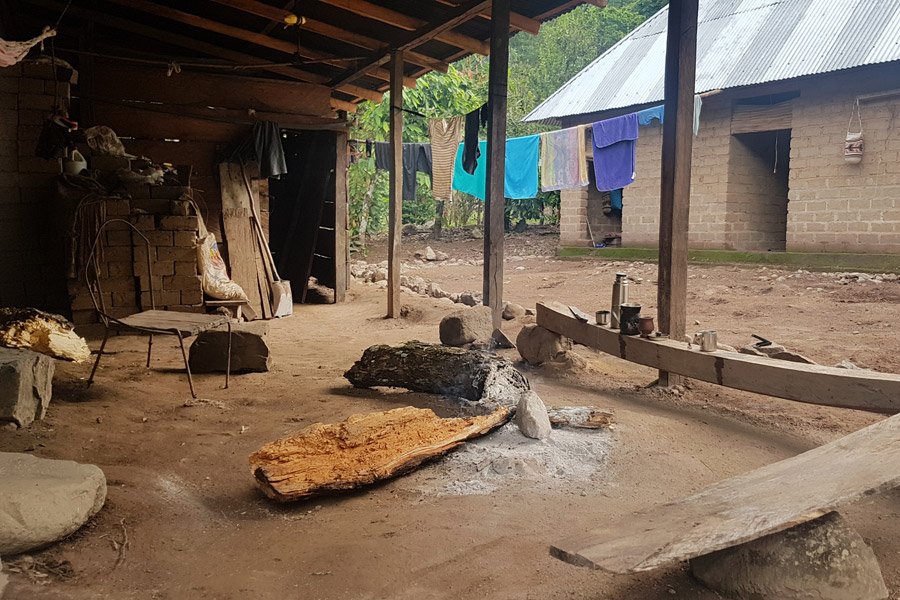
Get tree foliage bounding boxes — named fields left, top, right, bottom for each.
left=348, top=1, right=667, bottom=239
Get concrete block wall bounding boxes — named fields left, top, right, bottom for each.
left=0, top=61, right=72, bottom=313
left=786, top=67, right=900, bottom=253
left=559, top=186, right=590, bottom=245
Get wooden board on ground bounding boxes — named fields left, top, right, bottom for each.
left=221, top=212, right=263, bottom=319
left=536, top=301, right=900, bottom=413
left=249, top=406, right=511, bottom=502
left=551, top=411, right=900, bottom=573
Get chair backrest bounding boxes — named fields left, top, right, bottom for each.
left=84, top=218, right=154, bottom=326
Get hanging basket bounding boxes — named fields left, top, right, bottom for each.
left=844, top=100, right=864, bottom=165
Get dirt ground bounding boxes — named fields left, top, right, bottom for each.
left=4, top=227, right=900, bottom=600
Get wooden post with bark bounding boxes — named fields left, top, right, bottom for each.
left=387, top=50, right=404, bottom=318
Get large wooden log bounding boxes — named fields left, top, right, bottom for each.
left=0, top=308, right=90, bottom=363
left=249, top=406, right=510, bottom=501
left=344, top=341, right=530, bottom=407
left=536, top=301, right=900, bottom=413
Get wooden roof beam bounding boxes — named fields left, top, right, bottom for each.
left=102, top=0, right=415, bottom=88
left=434, top=0, right=541, bottom=35
left=28, top=0, right=377, bottom=106
left=207, top=0, right=449, bottom=72
left=316, top=0, right=491, bottom=56
left=330, top=0, right=491, bottom=89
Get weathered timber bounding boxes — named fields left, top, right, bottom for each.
left=536, top=301, right=900, bottom=413
left=344, top=341, right=530, bottom=407
left=250, top=406, right=510, bottom=501
left=0, top=308, right=90, bottom=362
left=551, top=411, right=900, bottom=573
left=386, top=50, right=403, bottom=318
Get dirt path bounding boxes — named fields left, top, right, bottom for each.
left=3, top=229, right=900, bottom=599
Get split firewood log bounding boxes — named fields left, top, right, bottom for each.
left=0, top=308, right=91, bottom=362
left=249, top=405, right=510, bottom=502
left=344, top=341, right=529, bottom=408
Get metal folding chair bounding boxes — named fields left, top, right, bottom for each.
left=84, top=218, right=232, bottom=398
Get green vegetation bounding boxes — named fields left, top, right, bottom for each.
left=348, top=0, right=667, bottom=244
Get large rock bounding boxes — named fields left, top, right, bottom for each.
left=502, top=302, right=526, bottom=320
left=516, top=324, right=571, bottom=365
left=691, top=511, right=888, bottom=600
left=439, top=306, right=493, bottom=347
left=515, top=391, right=551, bottom=440
left=189, top=321, right=272, bottom=373
left=0, top=453, right=107, bottom=555
left=0, top=347, right=54, bottom=428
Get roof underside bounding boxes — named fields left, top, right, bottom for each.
left=525, top=0, right=900, bottom=124
left=11, top=0, right=597, bottom=112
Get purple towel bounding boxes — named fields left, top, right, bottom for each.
left=591, top=113, right=639, bottom=192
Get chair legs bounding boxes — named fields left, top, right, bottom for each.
left=173, top=330, right=197, bottom=399
left=86, top=328, right=110, bottom=388
left=225, top=321, right=232, bottom=390
left=146, top=334, right=153, bottom=368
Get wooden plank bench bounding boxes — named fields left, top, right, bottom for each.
left=536, top=301, right=900, bottom=413
left=551, top=411, right=900, bottom=573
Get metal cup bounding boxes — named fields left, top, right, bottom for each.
left=699, top=330, right=718, bottom=352
left=596, top=310, right=611, bottom=326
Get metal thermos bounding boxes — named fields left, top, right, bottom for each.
left=610, top=273, right=629, bottom=328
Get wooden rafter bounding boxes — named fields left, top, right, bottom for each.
left=434, top=0, right=541, bottom=35
left=317, top=0, right=491, bottom=56
left=27, top=0, right=379, bottom=106
left=331, top=0, right=491, bottom=88
left=207, top=0, right=449, bottom=73
left=102, top=0, right=416, bottom=88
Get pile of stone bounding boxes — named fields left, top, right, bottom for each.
left=835, top=272, right=899, bottom=285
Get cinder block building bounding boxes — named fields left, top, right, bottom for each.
left=526, top=0, right=900, bottom=254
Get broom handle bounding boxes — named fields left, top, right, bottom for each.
left=240, top=163, right=282, bottom=282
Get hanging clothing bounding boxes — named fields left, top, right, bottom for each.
left=451, top=135, right=540, bottom=201
left=539, top=124, right=590, bottom=192
left=462, top=104, right=487, bottom=174
left=633, top=95, right=703, bottom=135
left=234, top=121, right=287, bottom=178
left=428, top=116, right=464, bottom=201
left=0, top=29, right=56, bottom=67
left=591, top=113, right=639, bottom=192
left=374, top=142, right=432, bottom=201
left=610, top=188, right=623, bottom=211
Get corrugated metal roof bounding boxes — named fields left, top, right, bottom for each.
left=524, top=0, right=900, bottom=123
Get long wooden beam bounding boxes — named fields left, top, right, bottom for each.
left=536, top=301, right=900, bottom=414
left=483, top=0, right=509, bottom=330
left=207, top=0, right=449, bottom=72
left=317, top=0, right=490, bottom=56
left=551, top=410, right=900, bottom=573
left=28, top=0, right=378, bottom=105
left=330, top=0, right=491, bottom=88
left=433, top=0, right=540, bottom=35
left=102, top=0, right=416, bottom=88
left=386, top=50, right=403, bottom=319
left=657, top=0, right=699, bottom=386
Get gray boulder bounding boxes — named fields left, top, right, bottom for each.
left=189, top=321, right=272, bottom=373
left=516, top=324, right=571, bottom=365
left=439, top=306, right=493, bottom=347
left=502, top=302, right=526, bottom=320
left=0, top=452, right=107, bottom=555
left=458, top=291, right=482, bottom=306
left=0, top=347, right=54, bottom=428
left=691, top=511, right=888, bottom=600
left=515, top=391, right=551, bottom=440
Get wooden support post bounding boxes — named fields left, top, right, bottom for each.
left=387, top=50, right=404, bottom=318
left=483, top=0, right=509, bottom=330
left=334, top=129, right=349, bottom=303
left=657, top=0, right=698, bottom=386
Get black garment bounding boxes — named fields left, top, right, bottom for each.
left=462, top=103, right=488, bottom=175
left=374, top=141, right=432, bottom=201
left=35, top=118, right=73, bottom=160
left=234, top=121, right=287, bottom=178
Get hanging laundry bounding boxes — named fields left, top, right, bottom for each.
left=451, top=135, right=540, bottom=201
left=374, top=142, right=432, bottom=201
left=0, top=28, right=56, bottom=68
left=610, top=188, right=623, bottom=211
left=634, top=96, right=703, bottom=135
left=462, top=104, right=488, bottom=175
left=233, top=121, right=287, bottom=178
left=591, top=113, right=639, bottom=192
left=428, top=116, right=464, bottom=201
left=539, top=124, right=590, bottom=192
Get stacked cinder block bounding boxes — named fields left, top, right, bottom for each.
left=0, top=60, right=73, bottom=313
left=132, top=214, right=202, bottom=311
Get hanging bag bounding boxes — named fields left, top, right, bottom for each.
left=844, top=99, right=864, bottom=164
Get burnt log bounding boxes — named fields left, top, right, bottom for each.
left=344, top=341, right=530, bottom=407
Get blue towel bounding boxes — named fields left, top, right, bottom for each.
left=451, top=135, right=540, bottom=200
left=637, top=105, right=664, bottom=125
left=591, top=114, right=638, bottom=192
